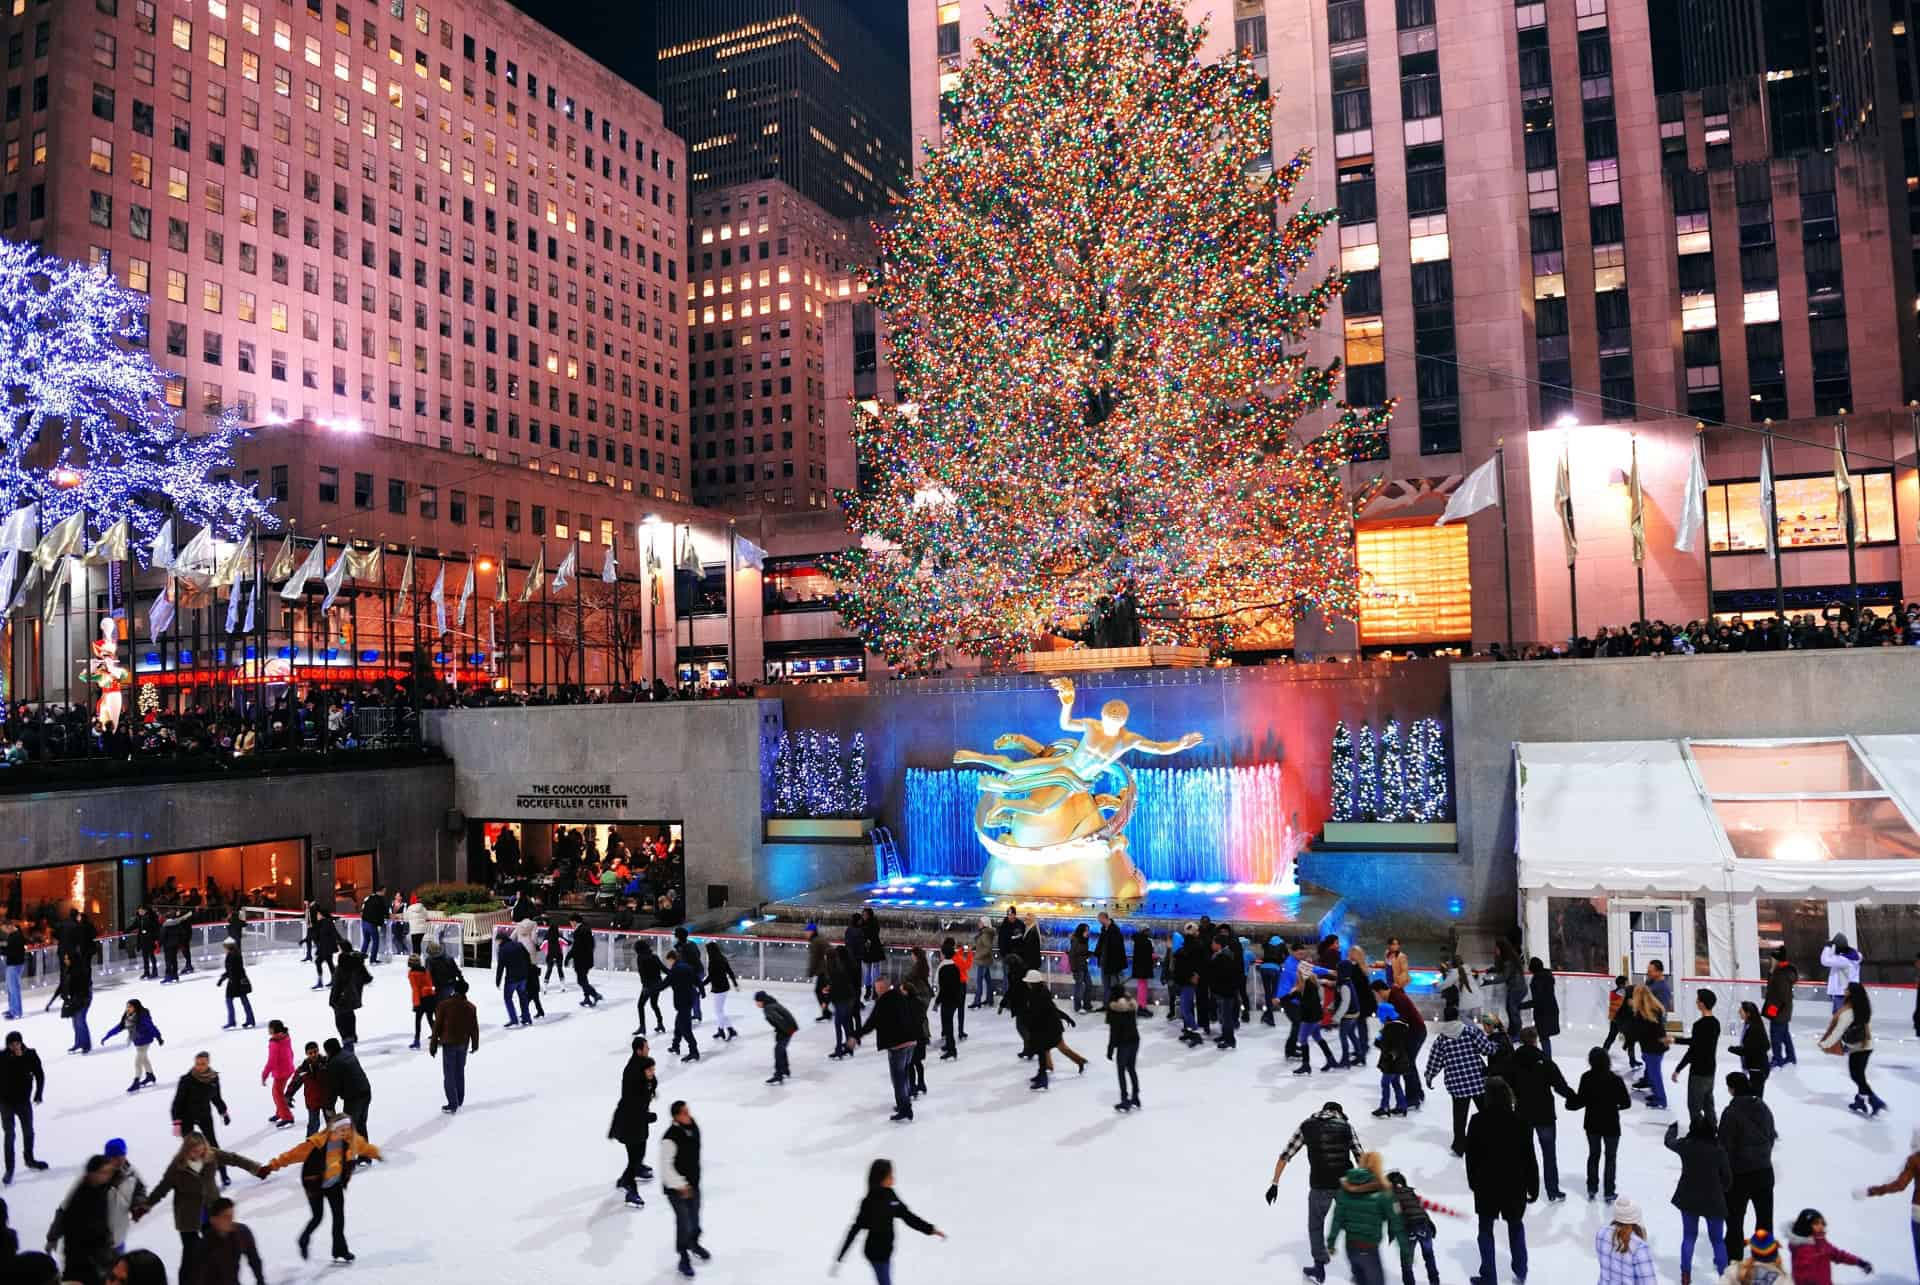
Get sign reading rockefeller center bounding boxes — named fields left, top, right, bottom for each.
left=512, top=782, right=631, bottom=812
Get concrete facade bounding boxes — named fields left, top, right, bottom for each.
left=1450, top=648, right=1920, bottom=930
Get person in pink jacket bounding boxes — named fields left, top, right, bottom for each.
left=1786, top=1209, right=1872, bottom=1285
left=260, top=1020, right=296, bottom=1129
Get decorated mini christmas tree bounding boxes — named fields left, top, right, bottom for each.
left=826, top=0, right=1389, bottom=670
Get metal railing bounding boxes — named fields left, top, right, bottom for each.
left=7, top=909, right=310, bottom=999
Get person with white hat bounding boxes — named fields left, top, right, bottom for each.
left=1592, top=1197, right=1656, bottom=1284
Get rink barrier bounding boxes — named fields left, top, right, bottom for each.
left=6, top=908, right=313, bottom=998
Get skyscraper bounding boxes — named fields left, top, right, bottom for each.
left=657, top=0, right=909, bottom=219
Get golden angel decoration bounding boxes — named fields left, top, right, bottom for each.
left=954, top=677, right=1203, bottom=899
left=82, top=617, right=130, bottom=728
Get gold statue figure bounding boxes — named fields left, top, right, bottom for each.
left=954, top=677, right=1204, bottom=900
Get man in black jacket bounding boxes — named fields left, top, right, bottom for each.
left=608, top=1037, right=657, bottom=1204
left=0, top=1030, right=46, bottom=1182
left=1266, top=1101, right=1361, bottom=1284
left=659, top=1101, right=707, bottom=1278
left=1718, top=1072, right=1777, bottom=1261
left=753, top=992, right=797, bottom=1085
left=1499, top=1028, right=1573, bottom=1202
left=1207, top=937, right=1243, bottom=1050
left=934, top=942, right=966, bottom=1060
left=1465, top=1079, right=1538, bottom=1285
left=566, top=916, right=603, bottom=1007
left=1, top=925, right=25, bottom=1020
left=357, top=892, right=387, bottom=964
left=851, top=977, right=919, bottom=1123
left=170, top=1052, right=234, bottom=1184
left=1094, top=912, right=1128, bottom=1007
left=328, top=948, right=372, bottom=1046
left=1670, top=987, right=1722, bottom=1126
left=323, top=1038, right=372, bottom=1144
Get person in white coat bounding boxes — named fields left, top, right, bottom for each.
left=1820, top=935, right=1862, bottom=1013
left=403, top=898, right=430, bottom=956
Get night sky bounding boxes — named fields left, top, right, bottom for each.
left=505, top=0, right=910, bottom=97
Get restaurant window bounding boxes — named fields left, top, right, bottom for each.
left=763, top=555, right=838, bottom=612
left=1353, top=520, right=1471, bottom=645
left=1704, top=470, right=1898, bottom=553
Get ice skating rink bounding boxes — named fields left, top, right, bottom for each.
left=6, top=955, right=1916, bottom=1282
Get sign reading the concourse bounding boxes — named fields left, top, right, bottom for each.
left=512, top=782, right=631, bottom=812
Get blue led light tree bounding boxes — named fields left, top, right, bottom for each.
left=0, top=239, right=275, bottom=546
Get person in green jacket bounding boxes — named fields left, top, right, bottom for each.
left=1326, top=1152, right=1403, bottom=1285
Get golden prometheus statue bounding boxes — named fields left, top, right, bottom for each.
left=954, top=677, right=1203, bottom=900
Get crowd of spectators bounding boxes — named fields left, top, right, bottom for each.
left=490, top=824, right=686, bottom=928
left=425, top=679, right=759, bottom=708
left=0, top=691, right=420, bottom=766
left=1490, top=600, right=1920, bottom=660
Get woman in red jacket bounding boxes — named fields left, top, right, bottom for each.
left=260, top=1021, right=296, bottom=1129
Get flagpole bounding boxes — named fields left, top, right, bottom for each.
left=1765, top=427, right=1785, bottom=619
left=501, top=542, right=511, bottom=694
left=1698, top=427, right=1716, bottom=625
left=539, top=543, right=550, bottom=695
left=725, top=522, right=737, bottom=688
left=1494, top=440, right=1514, bottom=654
left=382, top=543, right=394, bottom=705
left=649, top=544, right=661, bottom=695
left=252, top=519, right=266, bottom=742
left=1839, top=419, right=1858, bottom=610
left=409, top=548, right=421, bottom=720
left=573, top=541, right=585, bottom=694
left=64, top=507, right=81, bottom=713
left=609, top=537, right=620, bottom=689
left=1632, top=437, right=1646, bottom=624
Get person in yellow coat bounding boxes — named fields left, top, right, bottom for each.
left=260, top=1114, right=381, bottom=1265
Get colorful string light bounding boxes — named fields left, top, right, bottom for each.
left=823, top=0, right=1392, bottom=670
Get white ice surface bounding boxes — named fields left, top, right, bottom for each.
left=3, top=955, right=1916, bottom=1283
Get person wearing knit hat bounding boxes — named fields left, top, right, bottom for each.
left=1594, top=1197, right=1655, bottom=1285
left=1371, top=1003, right=1409, bottom=1118
left=1722, top=1230, right=1788, bottom=1283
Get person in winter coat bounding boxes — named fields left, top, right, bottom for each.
left=1666, top=1115, right=1734, bottom=1282
left=703, top=941, right=737, bottom=1041
left=1496, top=1026, right=1572, bottom=1201
left=859, top=909, right=886, bottom=998
left=1819, top=936, right=1861, bottom=1012
left=1066, top=924, right=1092, bottom=1014
left=1425, top=1018, right=1497, bottom=1155
left=216, top=943, right=253, bottom=1031
left=63, top=1145, right=145, bottom=1265
left=1326, top=1152, right=1403, bottom=1285
left=169, top=1053, right=235, bottom=1184
left=1286, top=966, right=1338, bottom=1074
left=1372, top=979, right=1428, bottom=1109
left=327, top=946, right=371, bottom=1047
left=1465, top=1079, right=1538, bottom=1285
left=753, top=991, right=797, bottom=1085
left=428, top=978, right=478, bottom=1114
left=424, top=938, right=461, bottom=1000
left=1567, top=1046, right=1631, bottom=1201
left=1519, top=958, right=1560, bottom=1059
left=1095, top=911, right=1128, bottom=1006
left=1731, top=1002, right=1770, bottom=1100
left=1207, top=937, right=1244, bottom=1050
left=1786, top=1209, right=1872, bottom=1285
left=635, top=939, right=668, bottom=1035
left=1672, top=988, right=1724, bottom=1125
left=406, top=955, right=436, bottom=1050
left=45, top=1155, right=122, bottom=1285
left=160, top=910, right=195, bottom=984
left=0, top=1031, right=46, bottom=1181
left=133, top=1133, right=266, bottom=1283
left=1335, top=955, right=1369, bottom=1067
left=261, top=1115, right=380, bottom=1264
left=195, top=1197, right=264, bottom=1285
left=1601, top=974, right=1638, bottom=1069
left=1624, top=985, right=1671, bottom=1110
left=307, top=912, right=338, bottom=989
left=1722, top=1231, right=1787, bottom=1285
left=851, top=976, right=920, bottom=1121
left=260, top=1021, right=296, bottom=1129
left=666, top=949, right=703, bottom=1063
left=1593, top=1198, right=1658, bottom=1285
left=828, top=944, right=861, bottom=1059
left=1105, top=992, right=1140, bottom=1111
left=1387, top=1169, right=1442, bottom=1285
left=1817, top=983, right=1883, bottom=1116
left=494, top=929, right=534, bottom=1028
left=58, top=963, right=94, bottom=1055
left=969, top=918, right=998, bottom=1009
left=805, top=926, right=833, bottom=1020
left=284, top=1043, right=332, bottom=1136
left=1021, top=971, right=1086, bottom=1089
left=658, top=1101, right=707, bottom=1279
left=1863, top=1128, right=1920, bottom=1280
left=98, top=1000, right=163, bottom=1095
left=609, top=1037, right=658, bottom=1204
left=934, top=941, right=965, bottom=1060
left=1372, top=1003, right=1411, bottom=1117
left=1719, top=1072, right=1777, bottom=1262
left=1764, top=951, right=1799, bottom=1068
left=357, top=892, right=387, bottom=964
left=1266, top=1101, right=1363, bottom=1285
left=322, top=1039, right=371, bottom=1143
left=130, top=908, right=159, bottom=984
left=836, top=1158, right=943, bottom=1283
left=568, top=916, right=605, bottom=1008
left=1130, top=926, right=1155, bottom=1015
left=404, top=896, right=429, bottom=956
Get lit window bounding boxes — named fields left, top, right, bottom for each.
left=166, top=269, right=187, bottom=303
left=208, top=34, right=226, bottom=67
left=241, top=4, right=260, bottom=35
left=88, top=137, right=113, bottom=174
left=167, top=167, right=188, bottom=200
left=237, top=291, right=255, bottom=322
left=1682, top=293, right=1717, bottom=332
left=1339, top=222, right=1379, bottom=272
left=202, top=281, right=222, bottom=313
left=1675, top=212, right=1711, bottom=256
left=1344, top=316, right=1385, bottom=365
left=1743, top=289, right=1779, bottom=324
left=1409, top=213, right=1449, bottom=263
left=171, top=16, right=192, bottom=50
left=271, top=301, right=288, bottom=332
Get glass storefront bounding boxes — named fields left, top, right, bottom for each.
left=1354, top=521, right=1472, bottom=646
left=762, top=555, right=839, bottom=613
left=471, top=820, right=685, bottom=924
left=1706, top=470, right=1897, bottom=554
left=0, top=837, right=310, bottom=942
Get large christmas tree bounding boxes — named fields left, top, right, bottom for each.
left=827, top=0, right=1390, bottom=670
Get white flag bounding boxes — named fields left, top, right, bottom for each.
left=1628, top=438, right=1645, bottom=570
left=518, top=546, right=544, bottom=603
left=1435, top=457, right=1501, bottom=526
left=320, top=546, right=349, bottom=611
left=0, top=505, right=36, bottom=553
left=225, top=570, right=245, bottom=634
left=397, top=545, right=415, bottom=596
left=43, top=555, right=80, bottom=614
left=429, top=564, right=447, bottom=635
left=551, top=546, right=576, bottom=592
left=1675, top=438, right=1709, bottom=553
left=1759, top=437, right=1778, bottom=561
left=174, top=526, right=217, bottom=578
left=735, top=535, right=766, bottom=571
left=32, top=511, right=84, bottom=573
left=1553, top=447, right=1577, bottom=566
left=278, top=540, right=325, bottom=599
left=267, top=532, right=297, bottom=582
left=1832, top=427, right=1855, bottom=529
left=243, top=558, right=261, bottom=634
left=214, top=532, right=254, bottom=589
left=84, top=518, right=129, bottom=565
left=601, top=544, right=618, bottom=584
left=677, top=528, right=702, bottom=576
left=456, top=558, right=475, bottom=629
left=149, top=519, right=176, bottom=571
left=0, top=549, right=16, bottom=611
left=148, top=580, right=175, bottom=641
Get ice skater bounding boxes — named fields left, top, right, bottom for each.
left=636, top=939, right=668, bottom=1035
left=1862, top=1130, right=1920, bottom=1280
left=357, top=890, right=388, bottom=964
left=58, top=963, right=93, bottom=1056
left=285, top=1041, right=332, bottom=1136
left=659, top=1101, right=709, bottom=1278
left=1818, top=982, right=1883, bottom=1116
left=1566, top=1046, right=1630, bottom=1201
left=1266, top=1101, right=1362, bottom=1285
left=307, top=911, right=338, bottom=989
left=834, top=1158, right=944, bottom=1283
left=703, top=941, right=736, bottom=1039
left=1465, top=1079, right=1538, bottom=1285
left=0, top=1032, right=46, bottom=1183
left=1386, top=1169, right=1444, bottom=1285
left=755, top=990, right=797, bottom=1085
left=568, top=916, right=604, bottom=1007
left=828, top=944, right=860, bottom=1060
left=406, top=954, right=435, bottom=1050
left=1325, top=1150, right=1401, bottom=1285
left=1664, top=1115, right=1733, bottom=1281
left=169, top=1052, right=235, bottom=1186
left=159, top=911, right=194, bottom=985
left=934, top=940, right=965, bottom=1060
left=428, top=978, right=478, bottom=1114
left=541, top=917, right=568, bottom=989
left=609, top=1036, right=658, bottom=1204
left=1105, top=990, right=1140, bottom=1111
left=260, top=1021, right=295, bottom=1129
left=1372, top=1002, right=1411, bottom=1118
left=852, top=976, right=918, bottom=1121
left=134, top=1133, right=266, bottom=1282
left=97, top=1001, right=161, bottom=1095
left=1021, top=970, right=1085, bottom=1089
left=667, top=949, right=702, bottom=1063
left=262, top=1114, right=380, bottom=1264
left=404, top=895, right=428, bottom=956
left=327, top=945, right=371, bottom=1047
left=1285, top=967, right=1337, bottom=1075
left=1786, top=1209, right=1872, bottom=1285
left=196, top=1196, right=264, bottom=1285
left=495, top=926, right=535, bottom=1028
left=216, top=943, right=254, bottom=1031
left=322, top=1038, right=372, bottom=1144
left=1720, top=1072, right=1776, bottom=1262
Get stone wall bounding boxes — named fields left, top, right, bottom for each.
left=1451, top=649, right=1920, bottom=930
